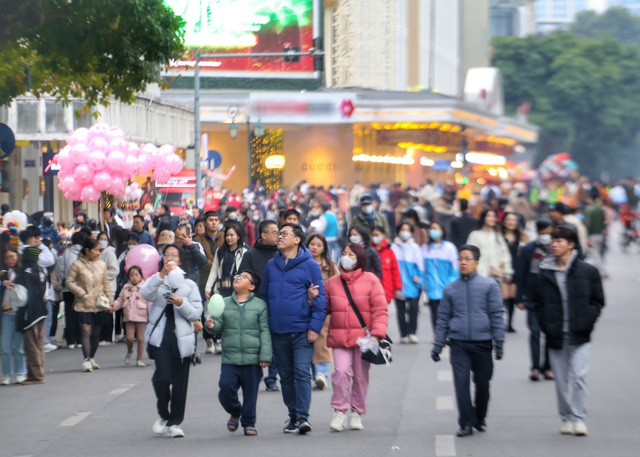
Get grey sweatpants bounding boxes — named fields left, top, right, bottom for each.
left=548, top=336, right=590, bottom=421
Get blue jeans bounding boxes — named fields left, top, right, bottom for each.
left=1, top=314, right=26, bottom=376
left=264, top=352, right=279, bottom=389
left=271, top=332, right=315, bottom=421
left=44, top=300, right=54, bottom=345
left=312, top=362, right=330, bottom=378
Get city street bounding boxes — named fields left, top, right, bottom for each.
left=1, top=230, right=638, bottom=457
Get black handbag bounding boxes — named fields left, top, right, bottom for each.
left=340, top=278, right=392, bottom=365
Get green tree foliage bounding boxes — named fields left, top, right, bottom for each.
left=0, top=0, right=185, bottom=110
left=492, top=32, right=640, bottom=177
left=571, top=7, right=640, bottom=48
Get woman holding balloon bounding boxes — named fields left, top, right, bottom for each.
left=141, top=244, right=202, bottom=438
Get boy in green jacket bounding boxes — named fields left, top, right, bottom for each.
left=205, top=269, right=272, bottom=436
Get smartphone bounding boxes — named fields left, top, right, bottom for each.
left=162, top=291, right=173, bottom=299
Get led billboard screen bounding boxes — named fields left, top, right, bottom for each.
left=164, top=0, right=315, bottom=76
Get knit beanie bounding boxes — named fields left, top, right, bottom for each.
left=23, top=246, right=41, bottom=263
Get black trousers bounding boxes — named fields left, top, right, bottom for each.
left=50, top=300, right=61, bottom=338
left=218, top=364, right=263, bottom=428
left=428, top=299, right=441, bottom=332
left=152, top=348, right=191, bottom=427
left=450, top=340, right=494, bottom=428
left=63, top=292, right=80, bottom=346
left=396, top=297, right=419, bottom=337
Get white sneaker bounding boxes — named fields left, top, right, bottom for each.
left=400, top=337, right=409, bottom=344
left=15, top=374, right=27, bottom=384
left=90, top=359, right=100, bottom=370
left=1, top=375, right=11, bottom=385
left=315, top=372, right=327, bottom=390
left=350, top=412, right=364, bottom=430
left=82, top=359, right=93, bottom=372
left=560, top=420, right=574, bottom=435
left=44, top=343, right=58, bottom=352
left=408, top=334, right=418, bottom=344
left=152, top=417, right=168, bottom=435
left=574, top=420, right=588, bottom=436
left=125, top=352, right=132, bottom=365
left=214, top=342, right=222, bottom=354
left=68, top=344, right=76, bottom=349
left=205, top=339, right=215, bottom=354
left=166, top=425, right=185, bottom=438
left=329, top=411, right=347, bottom=432
left=136, top=360, right=146, bottom=367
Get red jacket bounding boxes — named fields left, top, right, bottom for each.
left=326, top=268, right=388, bottom=348
left=242, top=218, right=256, bottom=248
left=373, top=240, right=402, bottom=302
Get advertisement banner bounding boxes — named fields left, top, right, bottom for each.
left=164, top=0, right=315, bottom=77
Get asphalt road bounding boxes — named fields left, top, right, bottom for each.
left=1, top=228, right=638, bottom=457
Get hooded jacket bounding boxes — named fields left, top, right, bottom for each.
left=113, top=280, right=152, bottom=323
left=205, top=291, right=272, bottom=365
left=434, top=272, right=505, bottom=347
left=391, top=238, right=424, bottom=299
left=325, top=268, right=388, bottom=348
left=65, top=255, right=113, bottom=312
left=39, top=225, right=62, bottom=250
left=421, top=240, right=459, bottom=301
left=141, top=272, right=202, bottom=359
left=533, top=251, right=604, bottom=349
left=514, top=240, right=550, bottom=306
left=372, top=240, right=402, bottom=302
left=262, top=245, right=327, bottom=334
left=57, top=244, right=83, bottom=293
left=12, top=264, right=47, bottom=332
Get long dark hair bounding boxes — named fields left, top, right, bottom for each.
left=218, top=221, right=245, bottom=258
left=306, top=233, right=337, bottom=274
left=477, top=209, right=498, bottom=231
left=499, top=211, right=523, bottom=244
left=81, top=238, right=99, bottom=257
left=349, top=225, right=371, bottom=245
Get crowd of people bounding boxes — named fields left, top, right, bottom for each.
left=0, top=174, right=620, bottom=438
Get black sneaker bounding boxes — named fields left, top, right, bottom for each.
left=297, top=420, right=312, bottom=435
left=283, top=418, right=298, bottom=434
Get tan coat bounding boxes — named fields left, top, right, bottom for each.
left=65, top=255, right=113, bottom=313
left=313, top=259, right=339, bottom=364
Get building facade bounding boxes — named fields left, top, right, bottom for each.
left=534, top=0, right=607, bottom=32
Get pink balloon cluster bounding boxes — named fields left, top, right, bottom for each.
left=56, top=124, right=184, bottom=202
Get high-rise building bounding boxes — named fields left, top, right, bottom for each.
left=490, top=0, right=536, bottom=38
left=534, top=0, right=607, bottom=32
left=609, top=0, right=640, bottom=14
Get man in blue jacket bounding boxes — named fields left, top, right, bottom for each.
left=431, top=244, right=505, bottom=437
left=262, top=223, right=326, bottom=435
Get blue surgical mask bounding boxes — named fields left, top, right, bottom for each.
left=429, top=229, right=442, bottom=241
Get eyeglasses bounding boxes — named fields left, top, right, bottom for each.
left=164, top=253, right=180, bottom=259
left=458, top=256, right=476, bottom=262
left=234, top=274, right=254, bottom=284
left=277, top=231, right=292, bottom=238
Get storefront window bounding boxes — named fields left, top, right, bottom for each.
left=45, top=101, right=66, bottom=133
left=73, top=102, right=93, bottom=129
left=17, top=103, right=38, bottom=133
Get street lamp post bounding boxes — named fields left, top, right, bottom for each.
left=227, top=106, right=264, bottom=189
left=194, top=51, right=202, bottom=209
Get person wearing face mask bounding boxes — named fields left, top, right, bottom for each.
left=97, top=231, right=121, bottom=344
left=347, top=226, right=382, bottom=280
left=240, top=209, right=257, bottom=248
left=369, top=226, right=402, bottom=306
left=515, top=219, right=554, bottom=382
left=349, top=194, right=390, bottom=239
left=422, top=222, right=459, bottom=334
left=391, top=222, right=424, bottom=344
left=325, top=243, right=388, bottom=432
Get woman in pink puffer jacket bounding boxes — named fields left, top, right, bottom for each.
left=325, top=243, right=388, bottom=432
left=111, top=266, right=152, bottom=367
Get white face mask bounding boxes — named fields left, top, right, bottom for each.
left=340, top=256, right=357, bottom=270
left=399, top=231, right=412, bottom=241
left=349, top=235, right=362, bottom=244
left=538, top=234, right=552, bottom=245
left=99, top=240, right=109, bottom=249
left=252, top=215, right=260, bottom=222
left=361, top=205, right=374, bottom=215
left=218, top=224, right=225, bottom=232
left=371, top=235, right=383, bottom=245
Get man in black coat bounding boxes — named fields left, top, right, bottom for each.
left=448, top=199, right=478, bottom=249
left=238, top=219, right=280, bottom=391
left=515, top=219, right=554, bottom=381
left=533, top=226, right=605, bottom=437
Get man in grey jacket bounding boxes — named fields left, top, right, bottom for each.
left=431, top=244, right=505, bottom=437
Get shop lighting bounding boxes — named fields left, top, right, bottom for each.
left=465, top=152, right=507, bottom=166
left=370, top=122, right=462, bottom=133
left=477, top=178, right=486, bottom=185
left=488, top=168, right=498, bottom=177
left=264, top=155, right=285, bottom=170
left=497, top=167, right=509, bottom=179
left=397, top=142, right=448, bottom=153
left=420, top=158, right=435, bottom=167
left=352, top=154, right=415, bottom=165
left=229, top=122, right=239, bottom=139
left=451, top=161, right=464, bottom=169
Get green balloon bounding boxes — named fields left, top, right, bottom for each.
left=208, top=294, right=225, bottom=318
